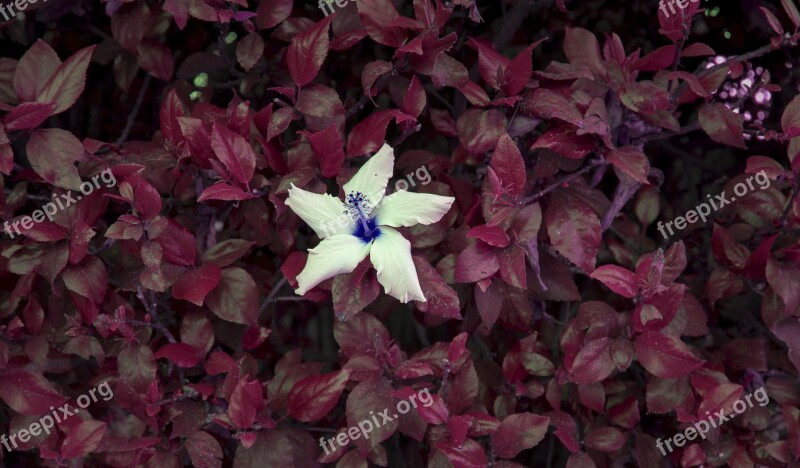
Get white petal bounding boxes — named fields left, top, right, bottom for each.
left=285, top=184, right=354, bottom=238
left=343, top=143, right=394, bottom=207
left=372, top=191, right=455, bottom=228
left=369, top=226, right=425, bottom=303
left=296, top=234, right=372, bottom=295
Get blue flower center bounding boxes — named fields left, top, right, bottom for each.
left=345, top=191, right=381, bottom=243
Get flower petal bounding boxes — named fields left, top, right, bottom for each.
left=296, top=234, right=372, bottom=295
left=372, top=191, right=455, bottom=227
left=342, top=143, right=394, bottom=207
left=369, top=226, right=425, bottom=303
left=285, top=184, right=354, bottom=238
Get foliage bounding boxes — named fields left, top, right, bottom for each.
left=0, top=0, right=800, bottom=466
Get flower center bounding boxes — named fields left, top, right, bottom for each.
left=345, top=191, right=380, bottom=242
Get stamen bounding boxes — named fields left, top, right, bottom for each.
left=345, top=191, right=380, bottom=242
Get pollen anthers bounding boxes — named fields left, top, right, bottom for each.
left=344, top=191, right=373, bottom=219
left=345, top=191, right=380, bottom=242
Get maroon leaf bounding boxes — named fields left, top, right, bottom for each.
left=205, top=267, right=259, bottom=326
left=590, top=265, right=638, bottom=298
left=698, top=103, right=747, bottom=149
left=606, top=146, right=651, bottom=184
left=567, top=337, right=616, bottom=384
left=491, top=413, right=550, bottom=459
left=455, top=240, right=501, bottom=283
left=634, top=332, right=705, bottom=379
left=347, top=109, right=416, bottom=157
left=545, top=196, right=601, bottom=273
left=229, top=377, right=265, bottom=429
left=0, top=369, right=66, bottom=415
left=3, top=102, right=54, bottom=131
left=287, top=370, right=351, bottom=422
left=211, top=123, right=257, bottom=187
left=153, top=343, right=202, bottom=367
left=61, top=420, right=107, bottom=459
left=186, top=431, right=223, bottom=468
left=491, top=134, right=526, bottom=198
left=299, top=124, right=345, bottom=177
left=413, top=256, right=462, bottom=319
left=198, top=182, right=259, bottom=202
left=37, top=45, right=96, bottom=114
left=286, top=16, right=333, bottom=87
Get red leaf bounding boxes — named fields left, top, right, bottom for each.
left=346, top=109, right=415, bottom=157
left=361, top=60, right=394, bottom=97
left=504, top=42, right=541, bottom=95
left=782, top=0, right=800, bottom=29
left=564, top=27, right=605, bottom=77
left=761, top=7, right=785, bottom=36
left=435, top=438, right=487, bottom=468
left=567, top=337, right=616, bottom=384
left=475, top=280, right=503, bottom=328
left=467, top=224, right=510, bottom=248
left=491, top=413, right=550, bottom=459
left=590, top=265, right=638, bottom=298
left=523, top=88, right=583, bottom=126
left=198, top=182, right=259, bottom=202
left=633, top=45, right=676, bottom=71
left=455, top=240, right=501, bottom=283
left=585, top=426, right=625, bottom=452
left=606, top=146, right=651, bottom=184
left=205, top=267, right=259, bottom=326
left=682, top=43, right=715, bottom=57
left=61, top=420, right=107, bottom=459
left=159, top=88, right=186, bottom=144
left=186, top=431, right=223, bottom=468
left=299, top=124, right=345, bottom=177
left=286, top=16, right=333, bottom=87
left=172, top=264, right=222, bottom=306
left=62, top=256, right=107, bottom=304
left=3, top=102, right=54, bottom=131
left=634, top=332, right=705, bottom=379
left=468, top=38, right=509, bottom=90
left=37, top=45, right=96, bottom=115
left=137, top=39, right=174, bottom=81
left=229, top=377, right=265, bottom=429
left=491, top=134, right=526, bottom=198
left=256, top=0, right=293, bottom=29
left=14, top=40, right=60, bottom=103
left=413, top=256, right=462, bottom=319
left=26, top=128, right=85, bottom=190
left=0, top=369, right=66, bottom=415
left=698, top=103, right=747, bottom=149
left=236, top=33, right=265, bottom=72
left=153, top=343, right=202, bottom=368
left=133, top=180, right=162, bottom=222
left=402, top=75, right=427, bottom=118
left=211, top=123, right=257, bottom=187
left=545, top=196, right=601, bottom=273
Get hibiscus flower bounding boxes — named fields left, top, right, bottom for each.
left=285, top=143, right=454, bottom=303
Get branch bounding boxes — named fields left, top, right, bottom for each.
left=631, top=122, right=701, bottom=146
left=115, top=74, right=152, bottom=147
left=520, top=158, right=606, bottom=204
left=258, top=276, right=288, bottom=317
left=670, top=39, right=788, bottom=103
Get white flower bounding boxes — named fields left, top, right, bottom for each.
left=285, top=143, right=454, bottom=303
